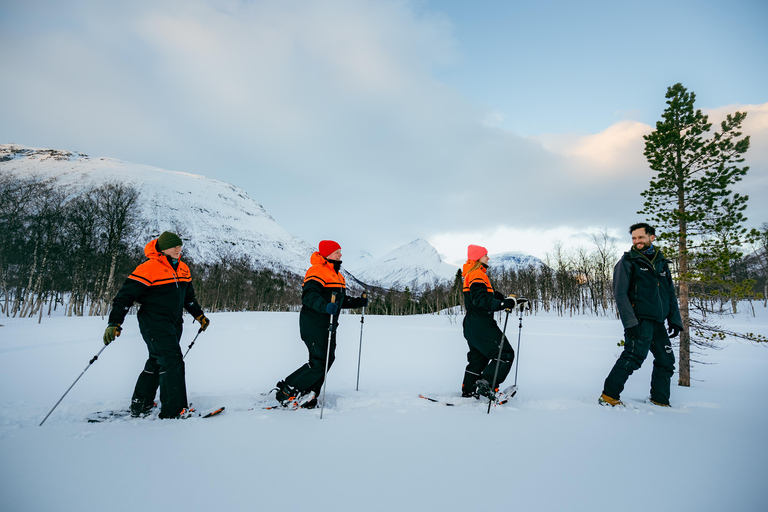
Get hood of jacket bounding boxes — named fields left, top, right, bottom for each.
left=144, top=238, right=181, bottom=270
left=310, top=251, right=331, bottom=268
left=462, top=260, right=487, bottom=278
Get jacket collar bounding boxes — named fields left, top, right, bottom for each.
left=629, top=245, right=666, bottom=265
left=144, top=239, right=180, bottom=271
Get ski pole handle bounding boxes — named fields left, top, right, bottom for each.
left=328, top=293, right=337, bottom=332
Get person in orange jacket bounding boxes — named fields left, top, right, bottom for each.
left=103, top=231, right=210, bottom=419
left=275, top=240, right=367, bottom=408
left=461, top=244, right=523, bottom=400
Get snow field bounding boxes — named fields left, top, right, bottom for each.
left=0, top=308, right=766, bottom=511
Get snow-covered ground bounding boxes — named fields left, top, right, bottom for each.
left=1, top=306, right=766, bottom=512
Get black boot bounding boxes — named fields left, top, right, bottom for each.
left=275, top=380, right=301, bottom=407
left=130, top=397, right=156, bottom=418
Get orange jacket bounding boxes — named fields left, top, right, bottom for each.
left=304, top=251, right=346, bottom=291
left=463, top=261, right=493, bottom=294
left=462, top=260, right=502, bottom=313
left=108, top=238, right=203, bottom=333
left=300, top=252, right=352, bottom=340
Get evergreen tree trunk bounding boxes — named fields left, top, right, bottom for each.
left=677, top=151, right=691, bottom=387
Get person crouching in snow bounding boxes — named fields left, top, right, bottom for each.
left=461, top=244, right=526, bottom=400
left=103, top=231, right=210, bottom=419
left=275, top=240, right=368, bottom=409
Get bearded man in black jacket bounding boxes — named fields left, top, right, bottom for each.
left=599, top=223, right=683, bottom=407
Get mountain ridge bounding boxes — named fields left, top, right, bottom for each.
left=2, top=144, right=542, bottom=292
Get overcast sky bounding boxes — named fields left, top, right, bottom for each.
left=1, top=0, right=766, bottom=264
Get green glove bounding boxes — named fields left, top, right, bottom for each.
left=103, top=323, right=122, bottom=345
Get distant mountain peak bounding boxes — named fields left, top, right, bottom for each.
left=352, top=239, right=458, bottom=291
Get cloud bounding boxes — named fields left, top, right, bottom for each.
left=1, top=0, right=766, bottom=262
left=533, top=120, right=651, bottom=175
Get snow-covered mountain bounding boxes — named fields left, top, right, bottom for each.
left=347, top=250, right=374, bottom=271
left=0, top=144, right=315, bottom=276
left=0, top=145, right=541, bottom=289
left=488, top=251, right=544, bottom=272
left=349, top=238, right=460, bottom=291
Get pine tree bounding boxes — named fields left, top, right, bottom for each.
left=640, top=83, right=753, bottom=386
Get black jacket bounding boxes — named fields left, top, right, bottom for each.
left=613, top=246, right=683, bottom=330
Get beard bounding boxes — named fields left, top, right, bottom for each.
left=635, top=241, right=651, bottom=251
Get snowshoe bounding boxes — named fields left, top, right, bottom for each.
left=178, top=406, right=197, bottom=419
left=296, top=391, right=318, bottom=409
left=495, top=385, right=518, bottom=404
left=475, top=379, right=496, bottom=401
left=275, top=380, right=301, bottom=408
left=130, top=399, right=157, bottom=418
left=86, top=409, right=134, bottom=423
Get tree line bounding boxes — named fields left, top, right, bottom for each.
left=1, top=173, right=765, bottom=329
left=0, top=171, right=639, bottom=321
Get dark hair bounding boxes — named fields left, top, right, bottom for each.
left=629, top=222, right=655, bottom=236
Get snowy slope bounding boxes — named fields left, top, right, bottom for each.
left=0, top=144, right=315, bottom=275
left=488, top=251, right=544, bottom=272
left=349, top=238, right=460, bottom=290
left=347, top=250, right=374, bottom=271
left=0, top=306, right=766, bottom=512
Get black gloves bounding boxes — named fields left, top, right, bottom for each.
left=499, top=297, right=517, bottom=311
left=103, top=323, right=122, bottom=345
left=499, top=296, right=531, bottom=311
left=668, top=324, right=681, bottom=338
left=326, top=301, right=339, bottom=315
left=196, top=314, right=210, bottom=331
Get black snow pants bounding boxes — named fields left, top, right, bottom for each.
left=602, top=318, right=676, bottom=405
left=283, top=319, right=338, bottom=396
left=132, top=326, right=188, bottom=418
left=462, top=310, right=515, bottom=394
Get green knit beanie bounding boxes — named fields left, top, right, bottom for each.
left=156, top=231, right=183, bottom=251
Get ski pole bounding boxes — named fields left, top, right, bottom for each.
left=40, top=345, right=108, bottom=426
left=487, top=308, right=511, bottom=414
left=182, top=327, right=204, bottom=360
left=320, top=292, right=337, bottom=419
left=355, top=292, right=367, bottom=391
left=512, top=302, right=525, bottom=388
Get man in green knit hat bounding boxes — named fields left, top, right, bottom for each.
left=104, top=231, right=210, bottom=418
